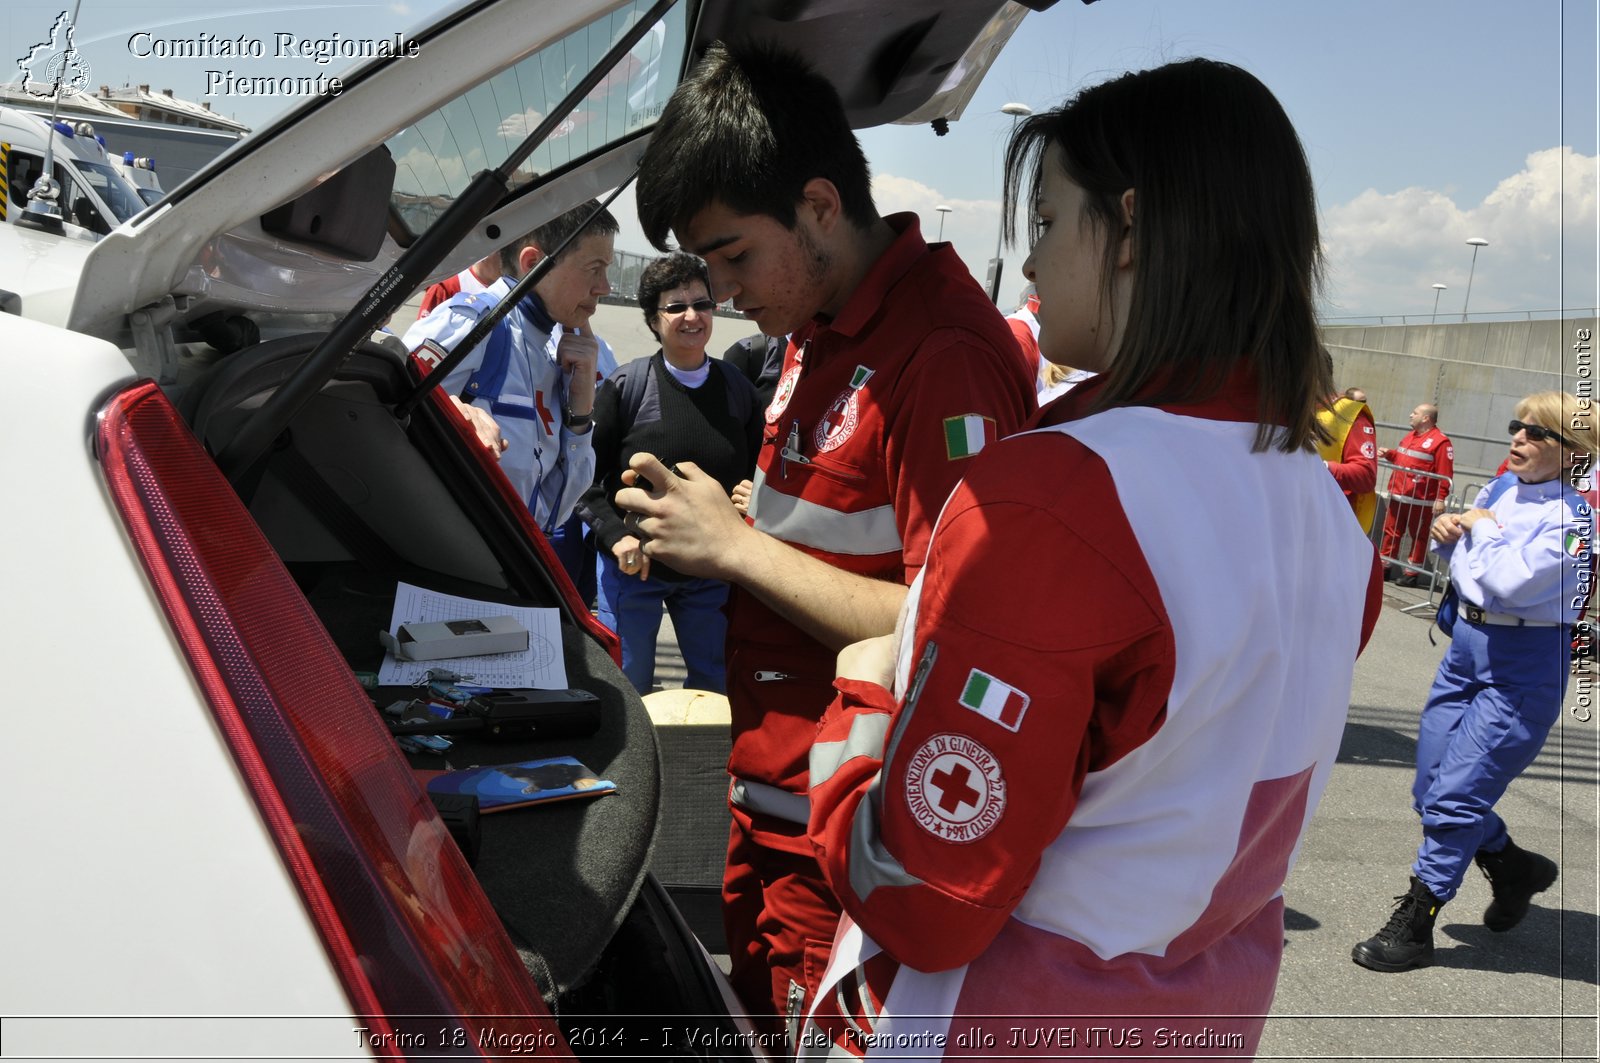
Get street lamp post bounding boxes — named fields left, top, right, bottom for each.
left=1460, top=238, right=1488, bottom=322
left=934, top=204, right=952, bottom=241
left=1430, top=283, right=1448, bottom=324
left=988, top=101, right=1033, bottom=303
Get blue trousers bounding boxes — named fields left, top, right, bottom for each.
left=596, top=554, right=729, bottom=694
left=1411, top=620, right=1567, bottom=900
left=547, top=515, right=598, bottom=606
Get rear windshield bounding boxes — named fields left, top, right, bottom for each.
left=387, top=1, right=685, bottom=236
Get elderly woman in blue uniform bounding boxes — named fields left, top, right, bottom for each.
left=1355, top=390, right=1596, bottom=972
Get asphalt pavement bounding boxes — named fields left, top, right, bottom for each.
left=1262, top=581, right=1597, bottom=1061
left=648, top=581, right=1599, bottom=1060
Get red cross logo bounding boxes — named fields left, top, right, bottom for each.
left=930, top=763, right=981, bottom=815
left=534, top=389, right=556, bottom=435
left=905, top=736, right=1007, bottom=843
left=823, top=396, right=849, bottom=432
left=815, top=389, right=860, bottom=452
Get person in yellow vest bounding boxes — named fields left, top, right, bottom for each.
left=1317, top=390, right=1378, bottom=532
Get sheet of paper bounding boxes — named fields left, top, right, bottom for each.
left=378, top=581, right=568, bottom=689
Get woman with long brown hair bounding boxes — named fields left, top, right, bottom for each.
left=801, top=58, right=1382, bottom=1057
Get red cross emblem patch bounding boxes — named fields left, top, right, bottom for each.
left=766, top=364, right=802, bottom=424
left=814, top=388, right=860, bottom=452
left=814, top=365, right=873, bottom=452
left=904, top=733, right=1006, bottom=843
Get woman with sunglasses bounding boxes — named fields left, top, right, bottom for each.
left=1353, top=390, right=1596, bottom=973
left=578, top=252, right=762, bottom=693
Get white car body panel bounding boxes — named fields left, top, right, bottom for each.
left=0, top=218, right=96, bottom=325
left=0, top=314, right=357, bottom=1050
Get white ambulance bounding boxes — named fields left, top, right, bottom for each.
left=109, top=149, right=166, bottom=206
left=0, top=107, right=148, bottom=240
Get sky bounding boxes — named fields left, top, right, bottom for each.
left=1, top=0, right=1594, bottom=320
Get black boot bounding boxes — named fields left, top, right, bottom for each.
left=1352, top=876, right=1443, bottom=972
left=1476, top=840, right=1558, bottom=932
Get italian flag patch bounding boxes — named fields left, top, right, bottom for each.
left=958, top=668, right=1030, bottom=732
left=944, top=414, right=996, bottom=460
left=1567, top=530, right=1589, bottom=557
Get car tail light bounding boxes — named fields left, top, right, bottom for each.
left=419, top=371, right=622, bottom=665
left=97, top=381, right=568, bottom=1059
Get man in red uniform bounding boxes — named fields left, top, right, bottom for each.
left=1005, top=284, right=1043, bottom=384
left=618, top=41, right=1036, bottom=1039
left=1380, top=402, right=1454, bottom=585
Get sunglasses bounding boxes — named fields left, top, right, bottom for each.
left=658, top=298, right=717, bottom=315
left=1509, top=419, right=1579, bottom=449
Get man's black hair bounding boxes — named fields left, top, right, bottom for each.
left=635, top=41, right=876, bottom=248
left=501, top=199, right=619, bottom=276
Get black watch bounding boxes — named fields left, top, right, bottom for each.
left=564, top=408, right=593, bottom=430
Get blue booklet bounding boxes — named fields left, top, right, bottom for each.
left=423, top=756, right=616, bottom=813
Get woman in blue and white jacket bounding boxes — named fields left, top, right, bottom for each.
left=1355, top=389, right=1596, bottom=972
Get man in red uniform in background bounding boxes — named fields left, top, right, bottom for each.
left=415, top=252, right=503, bottom=319
left=1006, top=283, right=1043, bottom=384
left=1380, top=402, right=1454, bottom=586
left=618, top=41, right=1036, bottom=1040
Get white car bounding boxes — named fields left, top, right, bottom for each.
left=0, top=0, right=1032, bottom=1058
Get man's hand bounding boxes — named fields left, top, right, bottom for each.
left=614, top=453, right=756, bottom=581
left=1457, top=507, right=1498, bottom=533
left=1430, top=512, right=1465, bottom=545
left=450, top=396, right=507, bottom=460
left=559, top=329, right=600, bottom=416
left=611, top=535, right=651, bottom=581
left=731, top=478, right=754, bottom=516
left=836, top=634, right=897, bottom=690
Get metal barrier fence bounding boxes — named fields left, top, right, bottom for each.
left=1372, top=458, right=1453, bottom=615
left=1322, top=307, right=1599, bottom=327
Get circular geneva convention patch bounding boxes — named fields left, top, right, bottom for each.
left=904, top=733, right=1006, bottom=843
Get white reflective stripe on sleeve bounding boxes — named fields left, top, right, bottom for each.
left=1397, top=447, right=1436, bottom=461
left=811, top=713, right=892, bottom=790
left=730, top=778, right=810, bottom=825
left=846, top=771, right=926, bottom=902
left=748, top=466, right=902, bottom=555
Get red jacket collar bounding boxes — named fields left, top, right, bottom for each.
left=813, top=212, right=930, bottom=340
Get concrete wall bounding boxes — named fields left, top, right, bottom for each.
left=1324, top=315, right=1596, bottom=484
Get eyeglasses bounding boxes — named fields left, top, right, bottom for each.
left=1509, top=419, right=1579, bottom=449
left=657, top=298, right=717, bottom=316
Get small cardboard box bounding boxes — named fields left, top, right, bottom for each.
left=379, top=615, right=529, bottom=661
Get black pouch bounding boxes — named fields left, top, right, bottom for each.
left=1434, top=582, right=1459, bottom=640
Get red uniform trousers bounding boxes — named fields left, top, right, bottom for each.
left=1380, top=495, right=1434, bottom=565
left=723, top=807, right=840, bottom=1041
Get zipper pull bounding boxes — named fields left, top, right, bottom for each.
left=755, top=670, right=796, bottom=682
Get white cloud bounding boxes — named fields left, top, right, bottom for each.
left=1322, top=146, right=1597, bottom=319
left=872, top=172, right=1019, bottom=295
left=873, top=148, right=1598, bottom=320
